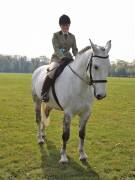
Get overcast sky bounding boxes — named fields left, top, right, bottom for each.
left=0, top=0, right=135, bottom=62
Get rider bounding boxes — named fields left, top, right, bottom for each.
left=41, top=14, right=78, bottom=102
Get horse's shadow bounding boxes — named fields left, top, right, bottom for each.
left=39, top=140, right=100, bottom=180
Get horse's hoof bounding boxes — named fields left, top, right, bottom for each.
left=79, top=157, right=87, bottom=162
left=38, top=139, right=45, bottom=145
left=79, top=154, right=88, bottom=162
left=59, top=158, right=69, bottom=164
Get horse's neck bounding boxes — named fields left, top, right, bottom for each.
left=71, top=51, right=91, bottom=77
left=61, top=51, right=92, bottom=99
left=53, top=51, right=92, bottom=106
left=64, top=50, right=92, bottom=94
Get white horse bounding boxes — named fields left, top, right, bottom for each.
left=32, top=39, right=111, bottom=163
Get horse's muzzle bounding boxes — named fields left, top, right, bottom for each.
left=95, top=94, right=106, bottom=100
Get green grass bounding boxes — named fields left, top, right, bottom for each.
left=0, top=74, right=135, bottom=180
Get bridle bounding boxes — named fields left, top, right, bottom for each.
left=68, top=53, right=109, bottom=87
left=86, top=53, right=109, bottom=86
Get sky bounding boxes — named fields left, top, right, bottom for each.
left=0, top=0, right=135, bottom=62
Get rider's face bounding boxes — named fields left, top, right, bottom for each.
left=60, top=24, right=70, bottom=33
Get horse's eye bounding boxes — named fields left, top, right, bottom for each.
left=94, top=65, right=98, bottom=70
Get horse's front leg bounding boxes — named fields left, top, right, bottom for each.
left=59, top=113, right=71, bottom=163
left=79, top=111, right=90, bottom=161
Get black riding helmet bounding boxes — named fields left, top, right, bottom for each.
left=59, top=14, right=71, bottom=26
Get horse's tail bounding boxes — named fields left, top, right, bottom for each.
left=41, top=102, right=50, bottom=127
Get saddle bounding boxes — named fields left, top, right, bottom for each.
left=53, top=58, right=73, bottom=82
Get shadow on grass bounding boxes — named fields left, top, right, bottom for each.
left=39, top=140, right=100, bottom=180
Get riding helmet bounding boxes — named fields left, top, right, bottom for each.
left=59, top=14, right=71, bottom=25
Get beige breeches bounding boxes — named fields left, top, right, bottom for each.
left=47, top=61, right=60, bottom=79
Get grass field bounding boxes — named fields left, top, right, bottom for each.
left=0, top=74, right=135, bottom=180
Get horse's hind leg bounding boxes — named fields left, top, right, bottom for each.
left=78, top=111, right=90, bottom=161
left=59, top=113, right=71, bottom=163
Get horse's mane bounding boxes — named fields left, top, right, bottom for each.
left=78, top=46, right=91, bottom=55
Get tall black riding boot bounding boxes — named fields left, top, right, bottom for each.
left=41, top=76, right=53, bottom=102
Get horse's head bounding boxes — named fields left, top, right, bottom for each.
left=87, top=39, right=111, bottom=100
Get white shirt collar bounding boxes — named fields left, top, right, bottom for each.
left=62, top=31, right=68, bottom=35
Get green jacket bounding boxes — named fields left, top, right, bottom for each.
left=51, top=31, right=78, bottom=62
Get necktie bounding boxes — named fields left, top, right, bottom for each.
left=64, top=33, right=68, bottom=39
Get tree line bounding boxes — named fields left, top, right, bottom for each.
left=0, top=55, right=49, bottom=73
left=110, top=60, right=135, bottom=77
left=0, top=54, right=135, bottom=77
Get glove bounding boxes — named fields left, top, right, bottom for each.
left=59, top=48, right=65, bottom=53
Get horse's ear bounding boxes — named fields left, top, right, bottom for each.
left=89, top=39, right=97, bottom=52
left=105, top=40, right=111, bottom=53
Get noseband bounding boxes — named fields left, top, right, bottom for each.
left=86, top=54, right=109, bottom=86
